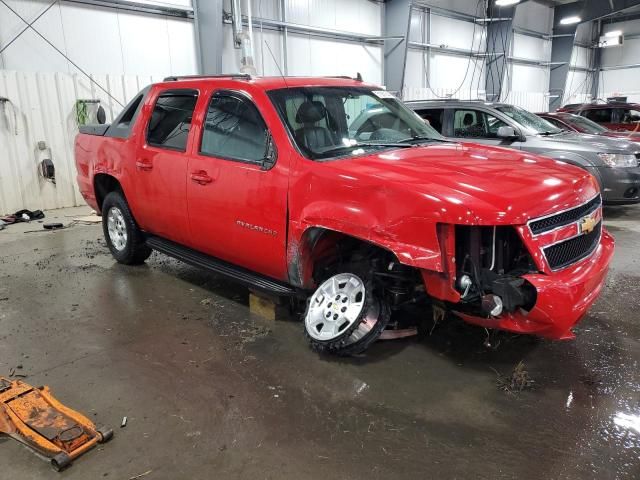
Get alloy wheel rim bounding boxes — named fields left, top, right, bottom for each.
left=107, top=207, right=128, bottom=251
left=305, top=273, right=366, bottom=341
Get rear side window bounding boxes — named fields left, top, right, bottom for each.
left=147, top=89, right=198, bottom=151
left=584, top=108, right=612, bottom=123
left=416, top=109, right=444, bottom=133
left=200, top=92, right=269, bottom=163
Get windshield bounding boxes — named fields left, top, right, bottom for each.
left=496, top=105, right=563, bottom=135
left=564, top=114, right=608, bottom=134
left=268, top=86, right=444, bottom=160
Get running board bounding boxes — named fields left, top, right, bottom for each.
left=146, top=235, right=297, bottom=296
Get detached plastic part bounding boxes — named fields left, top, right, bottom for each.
left=0, top=377, right=112, bottom=471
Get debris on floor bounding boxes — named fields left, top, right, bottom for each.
left=492, top=361, right=535, bottom=394
left=0, top=377, right=113, bottom=471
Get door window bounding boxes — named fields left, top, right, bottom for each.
left=620, top=108, right=640, bottom=124
left=453, top=109, right=506, bottom=138
left=200, top=92, right=270, bottom=164
left=584, top=108, right=612, bottom=123
left=417, top=109, right=444, bottom=133
left=147, top=90, right=198, bottom=151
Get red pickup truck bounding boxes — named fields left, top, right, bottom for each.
left=75, top=75, right=614, bottom=355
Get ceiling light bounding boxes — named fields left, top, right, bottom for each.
left=605, top=30, right=623, bottom=37
left=560, top=16, right=582, bottom=25
left=495, top=0, right=520, bottom=5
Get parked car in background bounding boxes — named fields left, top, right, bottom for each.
left=406, top=99, right=640, bottom=205
left=74, top=76, right=614, bottom=354
left=558, top=101, right=640, bottom=132
left=537, top=111, right=640, bottom=145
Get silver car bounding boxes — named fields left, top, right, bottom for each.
left=401, top=100, right=640, bottom=205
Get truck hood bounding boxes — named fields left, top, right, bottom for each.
left=322, top=142, right=599, bottom=225
left=537, top=131, right=640, bottom=154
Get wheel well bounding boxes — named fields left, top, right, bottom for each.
left=294, top=228, right=424, bottom=306
left=94, top=174, right=122, bottom=212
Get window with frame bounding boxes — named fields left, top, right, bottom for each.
left=453, top=109, right=506, bottom=138
left=200, top=92, right=270, bottom=163
left=147, top=90, right=198, bottom=151
left=584, top=108, right=612, bottom=123
left=620, top=108, right=640, bottom=124
left=417, top=109, right=444, bottom=134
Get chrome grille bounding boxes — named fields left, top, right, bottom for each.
left=529, top=195, right=601, bottom=235
left=543, top=222, right=602, bottom=270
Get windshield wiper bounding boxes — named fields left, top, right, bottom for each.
left=538, top=130, right=562, bottom=136
left=319, top=142, right=415, bottom=156
left=399, top=135, right=453, bottom=144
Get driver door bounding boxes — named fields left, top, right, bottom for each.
left=186, top=90, right=289, bottom=281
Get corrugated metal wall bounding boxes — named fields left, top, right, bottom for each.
left=0, top=70, right=162, bottom=214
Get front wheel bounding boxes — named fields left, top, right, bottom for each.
left=304, top=270, right=390, bottom=355
left=102, top=191, right=151, bottom=265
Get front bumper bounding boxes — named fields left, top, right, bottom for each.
left=453, top=228, right=615, bottom=339
left=596, top=166, right=640, bottom=204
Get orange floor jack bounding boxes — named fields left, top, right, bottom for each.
left=0, top=377, right=113, bottom=471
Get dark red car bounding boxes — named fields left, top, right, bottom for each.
left=74, top=75, right=613, bottom=354
left=537, top=112, right=640, bottom=145
left=558, top=102, right=640, bottom=132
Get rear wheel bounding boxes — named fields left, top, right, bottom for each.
left=304, top=267, right=390, bottom=355
left=102, top=191, right=151, bottom=265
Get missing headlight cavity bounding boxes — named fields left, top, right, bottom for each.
left=455, top=226, right=537, bottom=313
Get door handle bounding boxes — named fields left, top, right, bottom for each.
left=190, top=171, right=214, bottom=185
left=136, top=160, right=153, bottom=171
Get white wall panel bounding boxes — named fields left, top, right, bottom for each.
left=510, top=64, right=548, bottom=93
left=285, top=33, right=381, bottom=83
left=118, top=11, right=172, bottom=74
left=513, top=1, right=553, bottom=34
left=600, top=69, right=640, bottom=103
left=0, top=1, right=197, bottom=76
left=430, top=15, right=486, bottom=52
left=601, top=37, right=640, bottom=68
left=285, top=0, right=380, bottom=35
left=403, top=50, right=424, bottom=91
left=570, top=46, right=591, bottom=70
left=0, top=1, right=70, bottom=72
left=512, top=34, right=550, bottom=62
left=0, top=70, right=162, bottom=213
left=59, top=4, right=124, bottom=75
left=564, top=69, right=590, bottom=105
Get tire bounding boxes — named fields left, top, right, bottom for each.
left=304, top=263, right=390, bottom=355
left=102, top=191, right=151, bottom=265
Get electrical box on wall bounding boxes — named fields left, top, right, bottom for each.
left=598, top=34, right=624, bottom=48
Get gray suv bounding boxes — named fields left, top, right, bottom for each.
left=404, top=100, right=640, bottom=205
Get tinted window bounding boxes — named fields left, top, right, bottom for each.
left=543, top=117, right=568, bottom=131
left=417, top=109, right=444, bottom=133
left=453, top=109, right=507, bottom=138
left=200, top=93, right=269, bottom=163
left=117, top=94, right=143, bottom=128
left=147, top=90, right=198, bottom=151
left=584, top=108, right=612, bottom=123
left=621, top=108, right=640, bottom=124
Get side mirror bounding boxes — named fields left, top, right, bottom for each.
left=497, top=126, right=517, bottom=139
left=262, top=133, right=277, bottom=170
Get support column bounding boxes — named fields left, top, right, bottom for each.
left=383, top=0, right=412, bottom=95
left=193, top=0, right=224, bottom=74
left=484, top=4, right=516, bottom=102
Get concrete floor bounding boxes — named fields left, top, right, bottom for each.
left=0, top=206, right=639, bottom=479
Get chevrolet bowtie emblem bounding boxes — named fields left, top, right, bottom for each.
left=579, top=215, right=597, bottom=235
